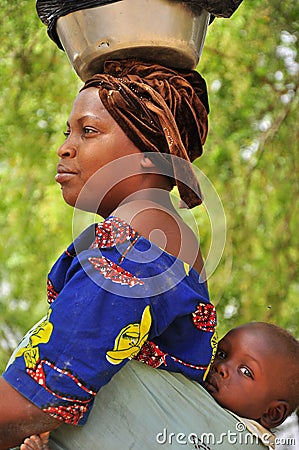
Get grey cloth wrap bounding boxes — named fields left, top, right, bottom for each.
left=48, top=361, right=265, bottom=450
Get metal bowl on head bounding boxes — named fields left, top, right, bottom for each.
left=55, top=0, right=210, bottom=81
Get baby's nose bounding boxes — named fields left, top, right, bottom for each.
left=213, top=362, right=229, bottom=379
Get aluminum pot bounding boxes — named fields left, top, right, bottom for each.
left=56, top=0, right=210, bottom=81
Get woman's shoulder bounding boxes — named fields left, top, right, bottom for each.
left=112, top=201, right=204, bottom=275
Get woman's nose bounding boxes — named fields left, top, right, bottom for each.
left=57, top=138, right=77, bottom=158
left=213, top=362, right=229, bottom=379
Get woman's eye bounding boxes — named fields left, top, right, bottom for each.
left=63, top=131, right=70, bottom=138
left=240, top=366, right=253, bottom=379
left=83, top=127, right=96, bottom=135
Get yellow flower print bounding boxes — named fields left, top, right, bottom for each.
left=14, top=309, right=54, bottom=369
left=106, top=305, right=152, bottom=365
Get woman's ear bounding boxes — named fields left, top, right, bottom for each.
left=140, top=155, right=156, bottom=169
left=260, top=400, right=290, bottom=429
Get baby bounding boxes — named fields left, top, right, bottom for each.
left=21, top=322, right=299, bottom=450
left=204, top=322, right=299, bottom=429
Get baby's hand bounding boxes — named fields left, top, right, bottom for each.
left=20, top=432, right=51, bottom=450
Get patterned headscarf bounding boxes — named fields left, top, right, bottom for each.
left=81, top=59, right=209, bottom=208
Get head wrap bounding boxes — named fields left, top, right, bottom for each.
left=81, top=59, right=209, bottom=208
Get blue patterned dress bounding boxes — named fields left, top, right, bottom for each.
left=3, top=216, right=217, bottom=426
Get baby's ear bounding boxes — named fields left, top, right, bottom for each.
left=260, top=400, right=290, bottom=429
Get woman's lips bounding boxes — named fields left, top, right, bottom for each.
left=55, top=172, right=76, bottom=183
left=55, top=165, right=77, bottom=183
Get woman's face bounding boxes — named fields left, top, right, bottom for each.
left=55, top=88, right=143, bottom=216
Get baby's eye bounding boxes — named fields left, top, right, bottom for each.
left=240, top=366, right=253, bottom=379
left=217, top=349, right=226, bottom=359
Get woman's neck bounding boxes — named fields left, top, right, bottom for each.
left=112, top=194, right=205, bottom=277
left=114, top=188, right=178, bottom=216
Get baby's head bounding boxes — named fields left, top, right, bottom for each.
left=204, top=322, right=299, bottom=429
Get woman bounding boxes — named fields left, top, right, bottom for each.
left=0, top=59, right=218, bottom=448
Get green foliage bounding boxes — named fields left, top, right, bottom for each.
left=0, top=0, right=298, bottom=371
left=0, top=1, right=79, bottom=369
left=196, top=0, right=299, bottom=336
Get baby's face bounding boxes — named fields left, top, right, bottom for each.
left=204, top=325, right=283, bottom=421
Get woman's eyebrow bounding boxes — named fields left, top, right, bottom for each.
left=76, top=114, right=104, bottom=127
left=78, top=114, right=102, bottom=121
left=66, top=115, right=102, bottom=127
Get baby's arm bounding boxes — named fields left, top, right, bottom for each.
left=20, top=432, right=51, bottom=450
